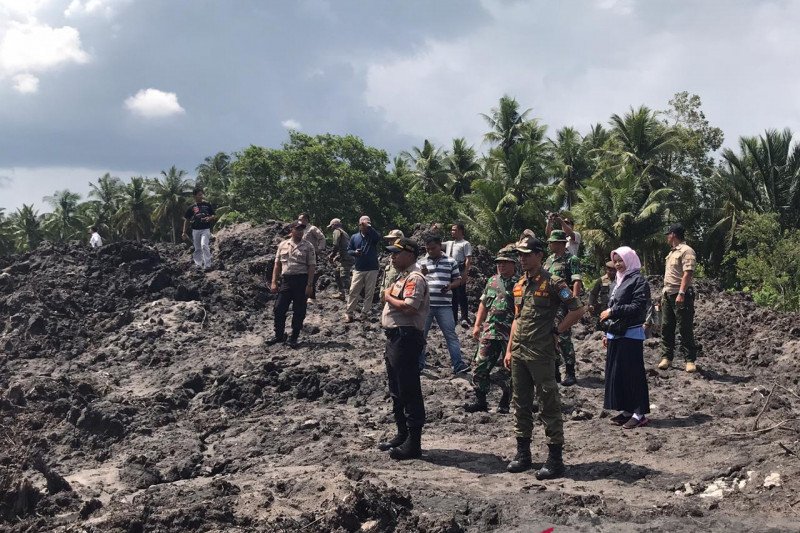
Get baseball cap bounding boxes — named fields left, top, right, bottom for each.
left=384, top=229, right=404, bottom=239
left=386, top=237, right=420, bottom=257
left=495, top=246, right=517, bottom=263
left=548, top=230, right=568, bottom=242
left=665, top=223, right=685, bottom=238
left=359, top=215, right=371, bottom=225
left=290, top=220, right=306, bottom=230
left=516, top=237, right=545, bottom=254
left=327, top=218, right=341, bottom=228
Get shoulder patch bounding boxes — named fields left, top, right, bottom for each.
left=404, top=279, right=417, bottom=298
left=559, top=287, right=572, bottom=300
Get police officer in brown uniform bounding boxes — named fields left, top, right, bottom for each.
left=268, top=221, right=316, bottom=348
left=379, top=237, right=430, bottom=461
left=658, top=223, right=698, bottom=373
left=503, top=237, right=585, bottom=479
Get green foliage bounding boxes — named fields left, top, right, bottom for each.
left=732, top=212, right=800, bottom=311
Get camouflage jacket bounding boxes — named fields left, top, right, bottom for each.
left=479, top=274, right=518, bottom=341
left=544, top=252, right=582, bottom=286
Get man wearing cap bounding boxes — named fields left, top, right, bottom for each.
left=380, top=230, right=405, bottom=300
left=345, top=215, right=382, bottom=322
left=268, top=221, right=316, bottom=348
left=418, top=233, right=469, bottom=375
left=546, top=213, right=582, bottom=257
left=659, top=224, right=698, bottom=373
left=544, top=230, right=583, bottom=386
left=464, top=246, right=518, bottom=414
left=299, top=213, right=326, bottom=303
left=504, top=236, right=585, bottom=479
left=327, top=218, right=353, bottom=301
left=379, top=237, right=430, bottom=460
left=589, top=261, right=617, bottom=320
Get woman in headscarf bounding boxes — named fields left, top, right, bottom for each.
left=599, top=246, right=651, bottom=429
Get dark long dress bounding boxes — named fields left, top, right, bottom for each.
left=603, top=271, right=650, bottom=414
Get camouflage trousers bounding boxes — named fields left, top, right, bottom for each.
left=472, top=338, right=511, bottom=396
left=555, top=330, right=575, bottom=367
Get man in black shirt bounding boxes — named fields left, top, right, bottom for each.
left=182, top=186, right=216, bottom=270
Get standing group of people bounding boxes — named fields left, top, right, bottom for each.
left=174, top=205, right=698, bottom=477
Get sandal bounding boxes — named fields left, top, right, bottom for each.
left=609, top=413, right=628, bottom=425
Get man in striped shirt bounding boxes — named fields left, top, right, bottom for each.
left=418, top=234, right=469, bottom=375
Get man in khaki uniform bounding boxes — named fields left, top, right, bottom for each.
left=327, top=218, right=353, bottom=300
left=379, top=229, right=405, bottom=300
left=504, top=236, right=585, bottom=479
left=379, top=237, right=430, bottom=461
left=268, top=221, right=316, bottom=348
left=659, top=223, right=698, bottom=373
left=299, top=213, right=325, bottom=303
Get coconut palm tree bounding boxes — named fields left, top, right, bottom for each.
left=446, top=138, right=482, bottom=199
left=549, top=127, right=591, bottom=209
left=0, top=209, right=15, bottom=256
left=574, top=168, right=674, bottom=272
left=42, top=189, right=83, bottom=242
left=148, top=166, right=194, bottom=243
left=88, top=173, right=123, bottom=235
left=481, top=95, right=532, bottom=156
left=114, top=177, right=153, bottom=241
left=9, top=204, right=44, bottom=251
left=401, top=140, right=449, bottom=193
left=196, top=152, right=232, bottom=205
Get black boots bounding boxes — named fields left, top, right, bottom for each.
left=535, top=444, right=565, bottom=480
left=464, top=391, right=489, bottom=413
left=378, top=422, right=408, bottom=452
left=507, top=437, right=532, bottom=473
left=389, top=427, right=422, bottom=460
left=266, top=333, right=286, bottom=346
left=561, top=365, right=577, bottom=387
left=496, top=389, right=511, bottom=414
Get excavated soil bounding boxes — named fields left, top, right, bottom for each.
left=1, top=222, right=799, bottom=532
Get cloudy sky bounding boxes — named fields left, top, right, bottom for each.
left=2, top=0, right=799, bottom=212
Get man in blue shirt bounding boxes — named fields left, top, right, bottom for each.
left=418, top=234, right=468, bottom=375
left=345, top=215, right=382, bottom=322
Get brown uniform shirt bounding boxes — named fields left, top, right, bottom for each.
left=663, top=242, right=696, bottom=295
left=381, top=267, right=429, bottom=331
left=302, top=225, right=326, bottom=253
left=275, top=238, right=316, bottom=276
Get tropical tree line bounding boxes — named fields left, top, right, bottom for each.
left=1, top=91, right=799, bottom=309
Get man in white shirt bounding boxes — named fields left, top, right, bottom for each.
left=443, top=222, right=473, bottom=327
left=89, top=226, right=103, bottom=248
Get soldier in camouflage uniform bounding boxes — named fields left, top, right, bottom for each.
left=464, top=248, right=518, bottom=414
left=588, top=261, right=616, bottom=327
left=503, top=236, right=585, bottom=479
left=544, top=230, right=583, bottom=386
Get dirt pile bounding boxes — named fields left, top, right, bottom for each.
left=1, top=222, right=799, bottom=532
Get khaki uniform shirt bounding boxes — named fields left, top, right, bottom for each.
left=510, top=268, right=581, bottom=360
left=302, top=225, right=326, bottom=253
left=381, top=267, right=429, bottom=331
left=663, top=242, right=696, bottom=295
left=332, top=228, right=354, bottom=266
left=275, top=238, right=316, bottom=276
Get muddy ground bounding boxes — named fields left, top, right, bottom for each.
left=1, top=222, right=799, bottom=532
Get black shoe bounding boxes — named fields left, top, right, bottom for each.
left=287, top=335, right=300, bottom=349
left=266, top=333, right=286, bottom=346
left=389, top=427, right=422, bottom=460
left=561, top=365, right=576, bottom=387
left=535, top=444, right=565, bottom=480
left=378, top=422, right=408, bottom=452
left=507, top=437, right=532, bottom=473
left=497, top=389, right=511, bottom=414
left=464, top=391, right=488, bottom=413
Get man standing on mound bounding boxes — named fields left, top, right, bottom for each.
left=182, top=186, right=216, bottom=271
left=379, top=237, right=429, bottom=460
left=504, top=236, right=585, bottom=479
left=268, top=221, right=316, bottom=348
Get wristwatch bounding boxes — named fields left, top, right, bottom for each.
left=678, top=290, right=685, bottom=295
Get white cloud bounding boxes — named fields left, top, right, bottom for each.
left=12, top=72, right=38, bottom=93
left=124, top=88, right=186, bottom=118
left=0, top=21, right=89, bottom=74
left=281, top=118, right=302, bottom=130
left=64, top=0, right=125, bottom=18
left=363, top=0, right=800, bottom=151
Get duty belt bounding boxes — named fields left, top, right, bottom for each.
left=384, top=326, right=422, bottom=338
